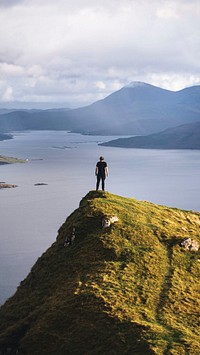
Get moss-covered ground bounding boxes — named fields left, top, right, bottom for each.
left=0, top=191, right=199, bottom=354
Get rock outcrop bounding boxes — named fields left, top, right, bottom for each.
left=180, top=237, right=199, bottom=251
left=102, top=215, right=119, bottom=228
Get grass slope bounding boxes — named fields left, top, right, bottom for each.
left=0, top=191, right=199, bottom=354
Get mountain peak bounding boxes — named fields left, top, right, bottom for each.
left=124, top=81, right=151, bottom=89
left=0, top=191, right=199, bottom=354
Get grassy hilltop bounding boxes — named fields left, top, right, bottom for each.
left=0, top=191, right=199, bottom=354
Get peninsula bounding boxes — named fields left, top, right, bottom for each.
left=0, top=191, right=199, bottom=354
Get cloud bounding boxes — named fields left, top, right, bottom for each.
left=0, top=0, right=25, bottom=7
left=0, top=0, right=200, bottom=106
left=1, top=86, right=14, bottom=101
left=0, top=63, right=24, bottom=77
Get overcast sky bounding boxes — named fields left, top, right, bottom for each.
left=0, top=0, right=200, bottom=107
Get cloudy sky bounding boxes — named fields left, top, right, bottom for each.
left=0, top=0, right=200, bottom=108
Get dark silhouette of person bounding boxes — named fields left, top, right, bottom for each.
left=95, top=156, right=109, bottom=191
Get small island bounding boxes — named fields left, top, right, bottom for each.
left=0, top=155, right=27, bottom=189
left=0, top=183, right=18, bottom=189
left=0, top=155, right=27, bottom=165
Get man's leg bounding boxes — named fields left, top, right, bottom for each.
left=96, top=176, right=100, bottom=190
left=102, top=177, right=105, bottom=191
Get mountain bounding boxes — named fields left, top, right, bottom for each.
left=0, top=133, right=12, bottom=141
left=59, top=82, right=200, bottom=135
left=0, top=191, right=199, bottom=354
left=0, top=102, right=71, bottom=110
left=0, top=108, right=72, bottom=133
left=100, top=121, right=200, bottom=149
left=0, top=82, right=200, bottom=136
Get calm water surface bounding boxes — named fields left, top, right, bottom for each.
left=0, top=131, right=200, bottom=304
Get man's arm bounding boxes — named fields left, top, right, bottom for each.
left=95, top=166, right=98, bottom=176
left=105, top=166, right=109, bottom=177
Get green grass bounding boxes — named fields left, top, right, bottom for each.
left=0, top=191, right=199, bottom=354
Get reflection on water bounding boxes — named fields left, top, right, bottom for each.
left=0, top=131, right=200, bottom=304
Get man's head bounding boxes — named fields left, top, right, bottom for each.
left=100, top=156, right=104, bottom=161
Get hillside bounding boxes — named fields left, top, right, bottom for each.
left=0, top=191, right=199, bottom=354
left=100, top=121, right=200, bottom=149
left=0, top=133, right=12, bottom=141
left=58, top=82, right=200, bottom=135
left=0, top=109, right=72, bottom=133
left=0, top=82, right=200, bottom=136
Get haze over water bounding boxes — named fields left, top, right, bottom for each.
left=0, top=131, right=200, bottom=304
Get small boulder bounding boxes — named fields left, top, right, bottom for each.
left=180, top=238, right=192, bottom=250
left=102, top=216, right=119, bottom=229
left=110, top=216, right=119, bottom=223
left=190, top=240, right=199, bottom=252
left=180, top=238, right=199, bottom=252
left=102, top=218, right=111, bottom=228
left=64, top=227, right=76, bottom=247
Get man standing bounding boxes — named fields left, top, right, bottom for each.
left=95, top=156, right=109, bottom=191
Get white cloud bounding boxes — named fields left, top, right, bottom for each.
left=0, top=63, right=24, bottom=77
left=0, top=0, right=200, bottom=106
left=1, top=86, right=14, bottom=101
left=95, top=81, right=106, bottom=90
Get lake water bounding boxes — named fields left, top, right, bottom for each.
left=0, top=131, right=200, bottom=304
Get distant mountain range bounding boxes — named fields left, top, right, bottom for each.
left=0, top=82, right=200, bottom=138
left=100, top=121, right=200, bottom=149
left=0, top=101, right=71, bottom=110
left=0, top=108, right=72, bottom=134
left=66, top=82, right=200, bottom=135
